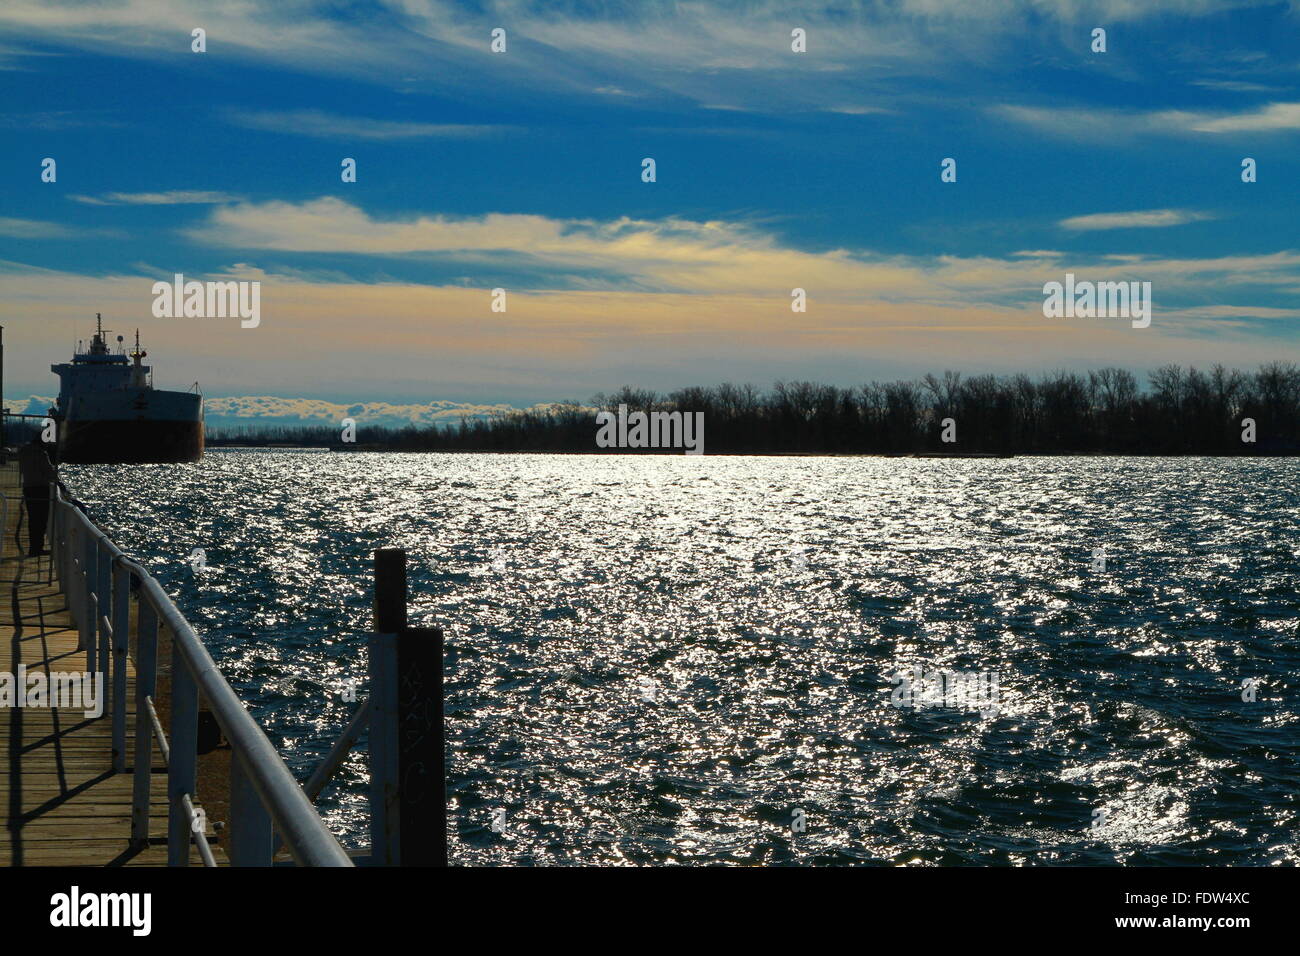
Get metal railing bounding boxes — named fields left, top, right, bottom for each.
left=48, top=482, right=353, bottom=867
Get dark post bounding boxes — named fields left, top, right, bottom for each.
left=371, top=548, right=447, bottom=867
left=374, top=548, right=407, bottom=633
left=395, top=625, right=446, bottom=866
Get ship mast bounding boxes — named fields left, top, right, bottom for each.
left=89, top=312, right=112, bottom=356
left=130, top=328, right=149, bottom=388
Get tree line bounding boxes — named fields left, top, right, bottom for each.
left=204, top=363, right=1300, bottom=455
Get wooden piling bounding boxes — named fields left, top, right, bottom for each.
left=369, top=548, right=447, bottom=866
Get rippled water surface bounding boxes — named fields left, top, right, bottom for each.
left=66, top=451, right=1299, bottom=865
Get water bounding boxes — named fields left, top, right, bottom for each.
left=66, top=450, right=1299, bottom=865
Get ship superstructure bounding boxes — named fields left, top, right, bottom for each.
left=51, top=315, right=204, bottom=463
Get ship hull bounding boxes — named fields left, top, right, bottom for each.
left=58, top=418, right=205, bottom=464
left=50, top=323, right=204, bottom=464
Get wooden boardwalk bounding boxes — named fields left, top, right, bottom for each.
left=1, top=460, right=220, bottom=865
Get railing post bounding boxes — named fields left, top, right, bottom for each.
left=111, top=561, right=130, bottom=772
left=64, top=514, right=77, bottom=626
left=44, top=495, right=56, bottom=583
left=80, top=520, right=96, bottom=662
left=67, top=509, right=77, bottom=605
left=167, top=653, right=199, bottom=866
left=131, top=600, right=159, bottom=846
left=68, top=509, right=78, bottom=609
left=95, top=537, right=111, bottom=683
left=228, top=754, right=274, bottom=866
left=44, top=484, right=56, bottom=585
left=56, top=502, right=68, bottom=598
left=82, top=591, right=98, bottom=674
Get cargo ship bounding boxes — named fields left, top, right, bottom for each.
left=51, top=315, right=204, bottom=463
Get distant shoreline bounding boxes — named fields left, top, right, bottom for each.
left=20, top=362, right=1299, bottom=458
left=200, top=364, right=1300, bottom=457
left=202, top=443, right=1297, bottom=459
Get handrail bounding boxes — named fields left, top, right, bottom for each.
left=302, top=698, right=371, bottom=804
left=143, top=696, right=170, bottom=766
left=50, top=483, right=353, bottom=867
left=180, top=793, right=218, bottom=868
left=126, top=556, right=352, bottom=866
left=271, top=697, right=371, bottom=858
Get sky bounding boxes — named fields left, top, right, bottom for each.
left=1, top=0, right=1298, bottom=426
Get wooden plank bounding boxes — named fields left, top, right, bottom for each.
left=1, top=463, right=225, bottom=866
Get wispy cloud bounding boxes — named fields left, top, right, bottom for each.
left=1190, top=79, right=1283, bottom=93
left=819, top=105, right=894, bottom=115
left=69, top=191, right=242, bottom=206
left=1059, top=209, right=1216, bottom=231
left=180, top=198, right=1300, bottom=311
left=0, top=109, right=126, bottom=129
left=995, top=101, right=1300, bottom=138
left=1179, top=100, right=1300, bottom=132
left=0, top=0, right=1279, bottom=114
left=224, top=108, right=508, bottom=140
left=0, top=217, right=119, bottom=239
left=0, top=41, right=64, bottom=72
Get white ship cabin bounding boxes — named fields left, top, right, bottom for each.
left=51, top=314, right=152, bottom=402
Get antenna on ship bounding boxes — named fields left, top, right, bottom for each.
left=88, top=312, right=113, bottom=355
left=129, top=328, right=149, bottom=388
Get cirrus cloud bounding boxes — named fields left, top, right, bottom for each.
left=69, top=191, right=243, bottom=206
left=1059, top=209, right=1216, bottom=231
left=223, top=108, right=510, bottom=140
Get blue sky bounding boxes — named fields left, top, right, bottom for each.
left=1, top=1, right=1298, bottom=424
